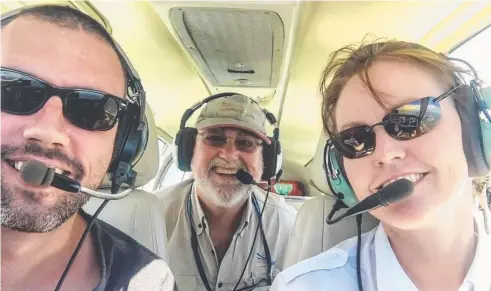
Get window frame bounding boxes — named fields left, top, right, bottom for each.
left=145, top=130, right=189, bottom=192
left=448, top=22, right=491, bottom=85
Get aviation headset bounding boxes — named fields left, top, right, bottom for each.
left=1, top=5, right=148, bottom=193
left=173, top=92, right=283, bottom=181
left=324, top=54, right=491, bottom=208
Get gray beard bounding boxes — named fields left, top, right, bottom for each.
left=194, top=176, right=251, bottom=208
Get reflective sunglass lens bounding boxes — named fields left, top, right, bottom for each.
left=383, top=97, right=442, bottom=140
left=334, top=125, right=376, bottom=159
left=65, top=92, right=119, bottom=131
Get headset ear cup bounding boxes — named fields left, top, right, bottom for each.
left=326, top=146, right=358, bottom=207
left=107, top=103, right=143, bottom=188
left=275, top=140, right=283, bottom=176
left=112, top=115, right=129, bottom=164
left=129, top=114, right=149, bottom=166
left=480, top=87, right=491, bottom=167
left=455, top=86, right=490, bottom=177
left=261, top=137, right=279, bottom=181
left=261, top=139, right=274, bottom=181
left=175, top=127, right=197, bottom=172
left=110, top=103, right=141, bottom=169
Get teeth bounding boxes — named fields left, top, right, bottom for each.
left=49, top=166, right=67, bottom=176
left=382, top=173, right=423, bottom=188
left=14, top=161, right=24, bottom=171
left=13, top=160, right=67, bottom=176
left=215, top=167, right=238, bottom=175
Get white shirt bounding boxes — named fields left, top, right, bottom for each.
left=160, top=179, right=297, bottom=291
left=270, top=213, right=491, bottom=291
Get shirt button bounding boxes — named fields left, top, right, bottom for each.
left=198, top=223, right=202, bottom=228
left=218, top=282, right=223, bottom=288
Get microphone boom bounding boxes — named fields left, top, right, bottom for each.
left=326, top=178, right=414, bottom=225
left=236, top=169, right=255, bottom=185
left=19, top=160, right=132, bottom=200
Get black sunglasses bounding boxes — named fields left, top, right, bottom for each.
left=331, top=85, right=462, bottom=159
left=1, top=67, right=128, bottom=131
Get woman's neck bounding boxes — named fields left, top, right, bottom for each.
left=384, top=198, right=477, bottom=291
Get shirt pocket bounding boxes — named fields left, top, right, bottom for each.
left=242, top=256, right=272, bottom=288
left=175, top=274, right=197, bottom=291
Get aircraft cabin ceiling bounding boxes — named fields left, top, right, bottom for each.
left=2, top=1, right=490, bottom=185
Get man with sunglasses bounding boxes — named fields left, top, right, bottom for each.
left=271, top=40, right=491, bottom=291
left=160, top=94, right=297, bottom=290
left=1, top=5, right=175, bottom=291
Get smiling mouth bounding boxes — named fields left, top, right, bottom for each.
left=5, top=159, right=72, bottom=177
left=213, top=167, right=240, bottom=175
left=376, top=173, right=428, bottom=190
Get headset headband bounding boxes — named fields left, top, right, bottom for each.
left=180, top=92, right=280, bottom=139
left=446, top=56, right=491, bottom=123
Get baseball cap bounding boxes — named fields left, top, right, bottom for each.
left=195, top=94, right=271, bottom=144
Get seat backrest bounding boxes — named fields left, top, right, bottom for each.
left=283, top=133, right=379, bottom=267
left=83, top=190, right=168, bottom=260
left=284, top=196, right=312, bottom=211
left=283, top=194, right=379, bottom=268
left=83, top=103, right=168, bottom=260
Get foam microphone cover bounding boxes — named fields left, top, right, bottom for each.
left=20, top=160, right=55, bottom=187
left=378, top=178, right=414, bottom=206
left=236, top=169, right=254, bottom=185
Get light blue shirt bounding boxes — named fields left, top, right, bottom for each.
left=271, top=213, right=491, bottom=291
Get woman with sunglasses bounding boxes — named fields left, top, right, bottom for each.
left=270, top=39, right=490, bottom=291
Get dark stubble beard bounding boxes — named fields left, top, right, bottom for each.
left=1, top=143, right=102, bottom=233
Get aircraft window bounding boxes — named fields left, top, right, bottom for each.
left=139, top=137, right=169, bottom=192
left=449, top=24, right=491, bottom=84
left=158, top=159, right=188, bottom=189
left=138, top=136, right=190, bottom=192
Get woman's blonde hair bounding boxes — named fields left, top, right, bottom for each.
left=319, top=37, right=488, bottom=198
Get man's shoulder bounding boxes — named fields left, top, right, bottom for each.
left=157, top=179, right=193, bottom=237
left=93, top=214, right=160, bottom=259
left=123, top=258, right=176, bottom=291
left=159, top=179, right=193, bottom=205
left=87, top=213, right=175, bottom=290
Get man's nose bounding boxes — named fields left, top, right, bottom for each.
left=23, top=97, right=70, bottom=149
left=217, top=138, right=241, bottom=161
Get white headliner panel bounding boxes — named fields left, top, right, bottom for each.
left=91, top=1, right=210, bottom=137
left=93, top=1, right=491, bottom=193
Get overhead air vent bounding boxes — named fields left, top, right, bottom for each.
left=170, top=7, right=285, bottom=88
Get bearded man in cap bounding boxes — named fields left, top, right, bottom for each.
left=160, top=93, right=297, bottom=291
